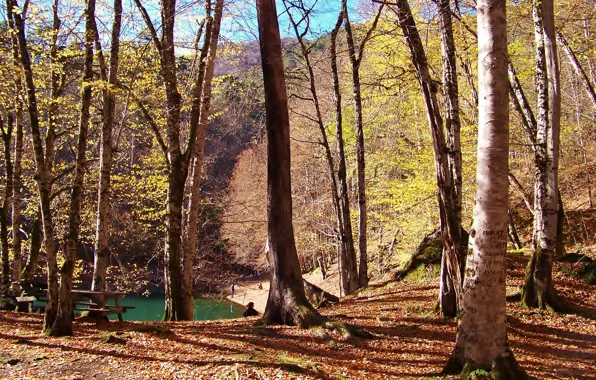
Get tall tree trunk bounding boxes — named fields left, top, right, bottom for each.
left=392, top=0, right=463, bottom=317
left=48, top=0, right=96, bottom=336
left=444, top=1, right=527, bottom=375
left=342, top=0, right=371, bottom=288
left=8, top=0, right=60, bottom=333
left=0, top=116, right=14, bottom=308
left=437, top=0, right=466, bottom=318
left=164, top=164, right=188, bottom=321
left=92, top=0, right=122, bottom=295
left=257, top=0, right=323, bottom=327
left=330, top=10, right=359, bottom=295
left=284, top=1, right=351, bottom=295
left=134, top=0, right=208, bottom=321
left=184, top=0, right=224, bottom=319
left=9, top=36, right=24, bottom=285
left=11, top=110, right=23, bottom=284
left=521, top=0, right=566, bottom=312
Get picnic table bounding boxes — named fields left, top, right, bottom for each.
left=12, top=281, right=135, bottom=322
left=70, top=290, right=134, bottom=322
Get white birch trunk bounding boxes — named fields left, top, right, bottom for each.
left=445, top=0, right=527, bottom=376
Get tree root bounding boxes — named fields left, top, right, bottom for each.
left=444, top=349, right=530, bottom=379
left=254, top=315, right=373, bottom=341
left=521, top=285, right=568, bottom=313
left=322, top=320, right=373, bottom=340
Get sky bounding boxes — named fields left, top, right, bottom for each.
left=219, top=0, right=366, bottom=42
left=0, top=0, right=370, bottom=51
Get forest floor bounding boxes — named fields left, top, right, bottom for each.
left=1, top=254, right=595, bottom=380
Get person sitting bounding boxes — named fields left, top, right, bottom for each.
left=242, top=302, right=259, bottom=317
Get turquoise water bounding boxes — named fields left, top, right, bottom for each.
left=104, top=295, right=244, bottom=321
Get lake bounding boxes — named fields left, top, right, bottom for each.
left=105, top=295, right=244, bottom=321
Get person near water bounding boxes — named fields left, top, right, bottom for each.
left=231, top=283, right=235, bottom=298
left=242, top=302, right=259, bottom=317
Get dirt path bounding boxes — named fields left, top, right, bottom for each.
left=226, top=280, right=269, bottom=313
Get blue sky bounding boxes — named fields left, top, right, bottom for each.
left=220, top=0, right=366, bottom=42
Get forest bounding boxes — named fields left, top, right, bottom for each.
left=0, top=0, right=595, bottom=378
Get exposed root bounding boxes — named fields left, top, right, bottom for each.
left=521, top=285, right=568, bottom=313
left=460, top=353, right=530, bottom=380
left=444, top=348, right=529, bottom=380
left=322, top=321, right=373, bottom=340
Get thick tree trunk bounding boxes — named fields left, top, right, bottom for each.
left=48, top=0, right=96, bottom=336
left=184, top=0, right=224, bottom=318
left=392, top=0, right=463, bottom=318
left=134, top=0, right=211, bottom=321
left=330, top=11, right=359, bottom=296
left=521, top=0, right=566, bottom=312
left=9, top=0, right=60, bottom=332
left=92, top=0, right=122, bottom=295
left=257, top=0, right=323, bottom=327
left=444, top=1, right=527, bottom=375
left=164, top=164, right=189, bottom=321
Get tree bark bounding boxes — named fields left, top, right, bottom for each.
left=184, top=0, right=224, bottom=319
left=330, top=10, right=359, bottom=296
left=92, top=0, right=122, bottom=296
left=556, top=31, right=596, bottom=109
left=392, top=0, right=463, bottom=318
left=134, top=0, right=213, bottom=321
left=342, top=0, right=382, bottom=289
left=508, top=210, right=522, bottom=250
left=8, top=0, right=60, bottom=333
left=521, top=0, right=566, bottom=312
left=444, top=1, right=527, bottom=375
left=0, top=116, right=14, bottom=308
left=22, top=210, right=41, bottom=280
left=437, top=0, right=466, bottom=318
left=9, top=28, right=24, bottom=284
left=257, top=0, right=323, bottom=327
left=48, top=0, right=96, bottom=336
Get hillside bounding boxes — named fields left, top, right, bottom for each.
left=1, top=254, right=594, bottom=379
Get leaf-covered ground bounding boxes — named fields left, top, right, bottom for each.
left=1, top=255, right=595, bottom=379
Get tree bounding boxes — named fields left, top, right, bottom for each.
left=389, top=0, right=464, bottom=317
left=92, top=0, right=123, bottom=295
left=444, top=0, right=527, bottom=376
left=330, top=8, right=359, bottom=296
left=184, top=0, right=224, bottom=314
left=133, top=0, right=224, bottom=320
left=48, top=0, right=97, bottom=336
left=283, top=0, right=359, bottom=296
left=342, top=0, right=384, bottom=289
left=256, top=0, right=323, bottom=327
left=0, top=114, right=14, bottom=308
left=521, top=0, right=565, bottom=312
left=9, top=0, right=61, bottom=333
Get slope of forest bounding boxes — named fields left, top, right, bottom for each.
left=1, top=254, right=595, bottom=379
left=1, top=0, right=596, bottom=377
